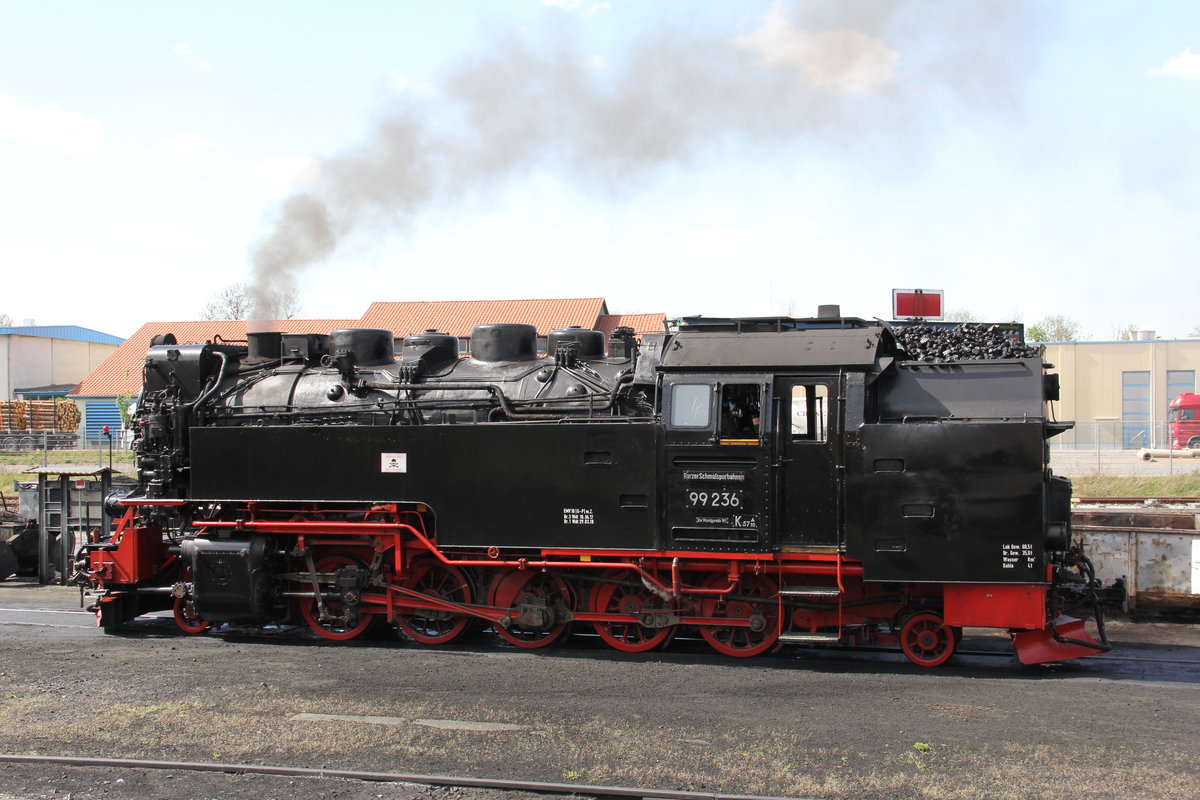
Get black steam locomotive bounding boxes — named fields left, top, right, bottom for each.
left=79, top=311, right=1111, bottom=666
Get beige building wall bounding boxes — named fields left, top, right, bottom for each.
left=50, top=339, right=116, bottom=386
left=1, top=334, right=120, bottom=399
left=1041, top=339, right=1200, bottom=448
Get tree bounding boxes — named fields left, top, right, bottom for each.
left=943, top=308, right=978, bottom=323
left=1114, top=323, right=1138, bottom=341
left=1027, top=315, right=1082, bottom=342
left=0, top=312, right=11, bottom=326
left=200, top=284, right=252, bottom=320
left=1189, top=324, right=1200, bottom=339
left=200, top=283, right=301, bottom=321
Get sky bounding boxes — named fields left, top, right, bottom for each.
left=1, top=0, right=1198, bottom=340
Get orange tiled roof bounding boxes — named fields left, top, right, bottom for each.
left=359, top=298, right=610, bottom=337
left=68, top=318, right=356, bottom=398
left=596, top=313, right=668, bottom=338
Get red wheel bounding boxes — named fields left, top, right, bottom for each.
left=396, top=560, right=473, bottom=645
left=488, top=569, right=572, bottom=649
left=173, top=596, right=210, bottom=635
left=299, top=555, right=376, bottom=641
left=900, top=612, right=956, bottom=667
left=698, top=573, right=779, bottom=658
left=589, top=575, right=675, bottom=653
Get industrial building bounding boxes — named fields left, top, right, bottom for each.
left=1041, top=334, right=1200, bottom=449
left=0, top=325, right=124, bottom=402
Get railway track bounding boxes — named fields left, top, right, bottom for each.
left=1075, top=494, right=1200, bottom=506
left=4, top=605, right=1195, bottom=668
left=0, top=754, right=799, bottom=800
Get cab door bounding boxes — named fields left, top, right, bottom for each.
left=660, top=375, right=772, bottom=552
left=775, top=375, right=841, bottom=547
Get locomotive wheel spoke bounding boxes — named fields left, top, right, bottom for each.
left=899, top=612, right=956, bottom=667
left=589, top=573, right=674, bottom=653
left=299, top=554, right=376, bottom=642
left=172, top=596, right=210, bottom=635
left=698, top=573, right=779, bottom=658
left=396, top=559, right=473, bottom=645
left=488, top=569, right=572, bottom=649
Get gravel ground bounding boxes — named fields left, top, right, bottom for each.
left=0, top=764, right=541, bottom=800
left=1050, top=449, right=1200, bottom=477
left=1, top=582, right=1199, bottom=800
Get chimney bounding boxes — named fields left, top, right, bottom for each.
left=816, top=305, right=841, bottom=319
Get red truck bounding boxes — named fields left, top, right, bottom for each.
left=1168, top=392, right=1200, bottom=449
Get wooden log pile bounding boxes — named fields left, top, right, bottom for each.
left=0, top=400, right=80, bottom=432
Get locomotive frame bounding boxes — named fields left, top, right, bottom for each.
left=77, top=315, right=1114, bottom=666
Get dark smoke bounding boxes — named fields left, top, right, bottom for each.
left=247, top=1, right=1051, bottom=320
left=249, top=193, right=336, bottom=327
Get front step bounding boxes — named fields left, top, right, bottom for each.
left=778, top=632, right=842, bottom=644
left=779, top=586, right=842, bottom=597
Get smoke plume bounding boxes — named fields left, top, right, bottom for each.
left=247, top=0, right=1048, bottom=320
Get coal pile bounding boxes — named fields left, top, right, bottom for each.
left=893, top=323, right=1042, bottom=362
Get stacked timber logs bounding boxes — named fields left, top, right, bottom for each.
left=53, top=400, right=81, bottom=431
left=0, top=400, right=80, bottom=432
left=893, top=323, right=1042, bottom=362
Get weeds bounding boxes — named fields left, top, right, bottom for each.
left=1070, top=472, right=1200, bottom=497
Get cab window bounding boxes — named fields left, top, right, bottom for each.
left=791, top=385, right=829, bottom=442
left=720, top=384, right=761, bottom=438
left=670, top=384, right=713, bottom=428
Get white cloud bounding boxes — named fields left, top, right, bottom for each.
left=735, top=6, right=899, bottom=94
left=173, top=42, right=214, bottom=72
left=0, top=94, right=105, bottom=152
left=542, top=0, right=610, bottom=17
left=674, top=227, right=753, bottom=259
left=157, top=130, right=217, bottom=158
left=246, top=155, right=320, bottom=185
left=387, top=72, right=436, bottom=96
left=1148, top=47, right=1200, bottom=80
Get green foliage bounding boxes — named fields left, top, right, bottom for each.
left=116, top=393, right=136, bottom=428
left=1028, top=314, right=1083, bottom=342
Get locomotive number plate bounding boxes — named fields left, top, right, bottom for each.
left=686, top=490, right=743, bottom=508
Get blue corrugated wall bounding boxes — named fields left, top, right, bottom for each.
left=84, top=400, right=123, bottom=443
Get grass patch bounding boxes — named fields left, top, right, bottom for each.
left=1, top=449, right=135, bottom=497
left=0, top=449, right=135, bottom=468
left=1071, top=473, right=1200, bottom=498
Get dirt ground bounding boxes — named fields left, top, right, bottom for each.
left=1, top=581, right=1199, bottom=800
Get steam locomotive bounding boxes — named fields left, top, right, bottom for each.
left=78, top=310, right=1113, bottom=666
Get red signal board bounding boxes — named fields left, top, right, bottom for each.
left=892, top=289, right=944, bottom=320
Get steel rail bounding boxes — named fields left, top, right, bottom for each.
left=0, top=754, right=808, bottom=800
left=1072, top=497, right=1199, bottom=506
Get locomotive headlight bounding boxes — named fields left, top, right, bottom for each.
left=1045, top=521, right=1070, bottom=552
left=103, top=489, right=132, bottom=518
